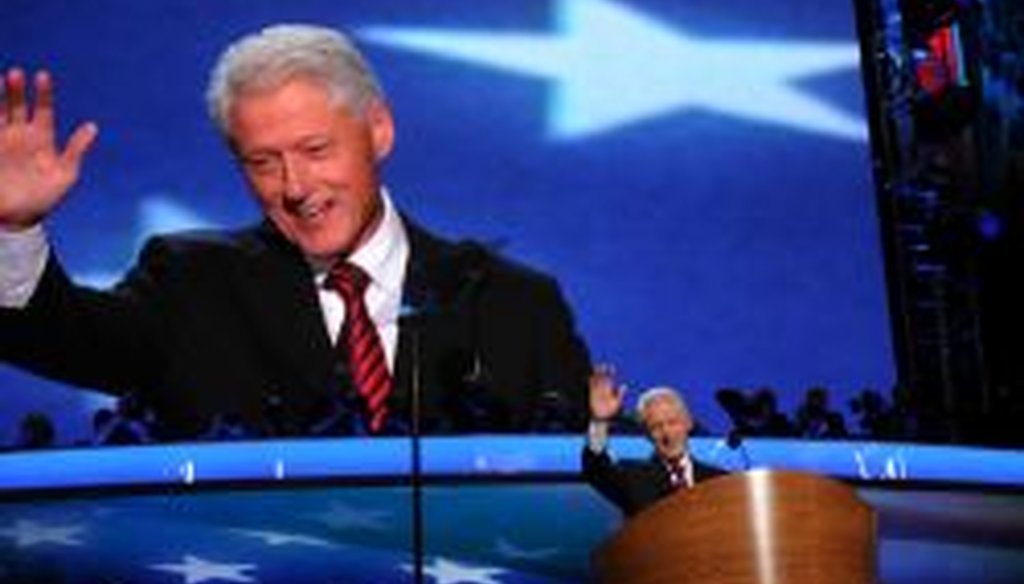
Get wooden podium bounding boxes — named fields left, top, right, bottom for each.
left=592, top=469, right=876, bottom=584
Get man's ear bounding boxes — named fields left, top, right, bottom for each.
left=366, top=98, right=395, bottom=162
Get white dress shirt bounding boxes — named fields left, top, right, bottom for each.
left=312, top=189, right=409, bottom=373
left=665, top=452, right=695, bottom=488
left=0, top=225, right=49, bottom=308
left=587, top=419, right=611, bottom=454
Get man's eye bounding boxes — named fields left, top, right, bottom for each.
left=244, top=156, right=277, bottom=174
left=305, top=143, right=330, bottom=157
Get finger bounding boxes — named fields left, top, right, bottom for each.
left=613, top=383, right=628, bottom=400
left=593, top=362, right=616, bottom=378
left=591, top=371, right=616, bottom=394
left=32, top=70, right=54, bottom=131
left=5, top=68, right=28, bottom=124
left=61, top=121, right=99, bottom=167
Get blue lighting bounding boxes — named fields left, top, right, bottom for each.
left=1, top=437, right=1022, bottom=493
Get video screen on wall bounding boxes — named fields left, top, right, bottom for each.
left=0, top=0, right=894, bottom=444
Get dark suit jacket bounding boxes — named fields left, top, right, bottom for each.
left=0, top=219, right=591, bottom=440
left=581, top=446, right=726, bottom=517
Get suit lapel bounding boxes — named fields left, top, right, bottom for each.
left=236, top=224, right=339, bottom=403
left=391, top=221, right=473, bottom=430
left=393, top=222, right=442, bottom=423
left=648, top=456, right=676, bottom=495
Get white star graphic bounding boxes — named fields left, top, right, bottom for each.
left=75, top=194, right=218, bottom=288
left=138, top=194, right=216, bottom=238
left=0, top=519, right=86, bottom=548
left=311, top=501, right=392, bottom=531
left=149, top=554, right=257, bottom=584
left=403, top=557, right=507, bottom=584
left=228, top=527, right=336, bottom=548
left=361, top=0, right=866, bottom=141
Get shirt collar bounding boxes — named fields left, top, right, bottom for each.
left=348, top=187, right=407, bottom=296
left=659, top=451, right=691, bottom=467
left=310, top=187, right=409, bottom=298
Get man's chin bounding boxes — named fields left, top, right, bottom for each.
left=658, top=446, right=683, bottom=459
left=290, top=234, right=352, bottom=261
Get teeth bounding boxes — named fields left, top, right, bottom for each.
left=297, top=202, right=325, bottom=220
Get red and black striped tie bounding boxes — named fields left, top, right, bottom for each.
left=328, top=262, right=392, bottom=433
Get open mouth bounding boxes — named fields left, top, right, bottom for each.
left=294, top=199, right=331, bottom=222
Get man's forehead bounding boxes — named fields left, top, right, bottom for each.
left=644, top=396, right=685, bottom=418
left=648, top=394, right=677, bottom=408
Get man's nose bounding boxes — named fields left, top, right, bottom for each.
left=281, top=154, right=310, bottom=200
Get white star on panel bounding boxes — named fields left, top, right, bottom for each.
left=0, top=519, right=86, bottom=548
left=228, top=527, right=336, bottom=548
left=361, top=0, right=867, bottom=142
left=404, top=557, right=507, bottom=584
left=149, top=554, right=257, bottom=584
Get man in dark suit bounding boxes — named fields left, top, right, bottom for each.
left=582, top=366, right=724, bottom=517
left=0, top=24, right=590, bottom=440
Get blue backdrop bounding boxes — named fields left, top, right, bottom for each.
left=0, top=0, right=894, bottom=442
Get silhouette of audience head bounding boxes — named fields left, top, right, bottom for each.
left=16, top=412, right=56, bottom=449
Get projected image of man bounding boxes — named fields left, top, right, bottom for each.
left=0, top=24, right=591, bottom=440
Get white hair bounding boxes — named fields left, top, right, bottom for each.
left=205, top=23, right=385, bottom=134
left=635, top=386, right=691, bottom=422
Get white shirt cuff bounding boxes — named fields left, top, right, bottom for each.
left=0, top=225, right=50, bottom=308
left=587, top=419, right=610, bottom=454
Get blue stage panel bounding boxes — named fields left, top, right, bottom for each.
left=0, top=438, right=1023, bottom=584
left=1, top=437, right=1023, bottom=491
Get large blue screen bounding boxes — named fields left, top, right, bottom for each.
left=0, top=0, right=894, bottom=440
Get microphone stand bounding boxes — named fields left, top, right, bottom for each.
left=404, top=243, right=488, bottom=583
left=409, top=320, right=425, bottom=584
left=727, top=429, right=753, bottom=471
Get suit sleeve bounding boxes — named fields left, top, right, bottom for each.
left=0, top=239, right=171, bottom=396
left=528, top=277, right=591, bottom=430
left=581, top=446, right=634, bottom=514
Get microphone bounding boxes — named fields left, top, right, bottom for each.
left=726, top=428, right=743, bottom=449
left=401, top=240, right=490, bottom=320
left=398, top=301, right=436, bottom=327
left=727, top=428, right=753, bottom=471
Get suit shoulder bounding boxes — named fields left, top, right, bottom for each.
left=693, top=458, right=729, bottom=479
left=407, top=220, right=557, bottom=285
left=141, top=225, right=265, bottom=254
left=617, top=457, right=659, bottom=472
left=128, top=225, right=286, bottom=283
left=135, top=224, right=284, bottom=266
left=479, top=246, right=558, bottom=287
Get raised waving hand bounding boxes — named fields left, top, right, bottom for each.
left=589, top=364, right=627, bottom=422
left=0, top=68, right=97, bottom=230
